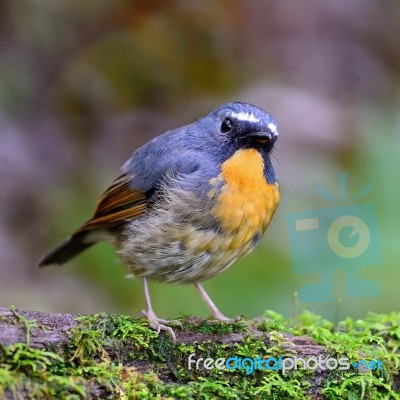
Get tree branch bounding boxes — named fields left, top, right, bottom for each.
left=0, top=307, right=398, bottom=399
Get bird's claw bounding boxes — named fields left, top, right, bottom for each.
left=213, top=310, right=242, bottom=324
left=140, top=309, right=181, bottom=342
left=212, top=312, right=242, bottom=323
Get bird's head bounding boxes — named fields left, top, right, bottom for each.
left=201, top=102, right=279, bottom=156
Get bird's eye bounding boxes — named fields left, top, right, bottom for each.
left=221, top=118, right=233, bottom=133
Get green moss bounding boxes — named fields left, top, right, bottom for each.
left=0, top=343, right=87, bottom=398
left=1, top=343, right=64, bottom=374
left=1, top=309, right=399, bottom=399
left=322, top=372, right=398, bottom=400
left=181, top=318, right=247, bottom=335
left=9, top=306, right=39, bottom=346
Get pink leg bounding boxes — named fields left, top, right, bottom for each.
left=195, top=283, right=234, bottom=322
left=140, top=277, right=180, bottom=341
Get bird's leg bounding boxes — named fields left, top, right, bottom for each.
left=195, top=283, right=240, bottom=322
left=140, top=277, right=181, bottom=341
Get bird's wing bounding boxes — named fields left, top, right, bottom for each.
left=77, top=173, right=149, bottom=232
left=77, top=146, right=205, bottom=234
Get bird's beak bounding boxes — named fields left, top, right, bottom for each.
left=248, top=129, right=278, bottom=144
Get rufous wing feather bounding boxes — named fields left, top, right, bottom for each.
left=79, top=174, right=148, bottom=231
left=38, top=174, right=149, bottom=266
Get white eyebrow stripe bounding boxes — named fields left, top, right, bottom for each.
left=231, top=111, right=260, bottom=123
left=267, top=122, right=278, bottom=136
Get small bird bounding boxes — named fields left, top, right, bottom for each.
left=39, top=102, right=280, bottom=340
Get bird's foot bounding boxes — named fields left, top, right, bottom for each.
left=212, top=313, right=242, bottom=323
left=140, top=309, right=182, bottom=342
left=194, top=283, right=241, bottom=324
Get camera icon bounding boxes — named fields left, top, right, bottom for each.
left=286, top=175, right=381, bottom=302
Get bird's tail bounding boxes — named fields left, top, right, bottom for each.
left=38, top=231, right=95, bottom=267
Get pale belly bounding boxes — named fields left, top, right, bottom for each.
left=117, top=185, right=279, bottom=284
left=118, top=220, right=263, bottom=284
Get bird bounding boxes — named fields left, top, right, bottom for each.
left=38, top=102, right=280, bottom=340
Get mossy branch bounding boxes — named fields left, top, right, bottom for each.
left=0, top=307, right=399, bottom=399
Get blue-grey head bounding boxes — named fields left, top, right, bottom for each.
left=193, top=102, right=279, bottom=158
left=124, top=101, right=280, bottom=187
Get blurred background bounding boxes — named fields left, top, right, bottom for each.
left=1, top=0, right=399, bottom=322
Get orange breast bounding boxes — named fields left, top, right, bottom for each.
left=211, top=149, right=280, bottom=249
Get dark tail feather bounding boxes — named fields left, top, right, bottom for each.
left=38, top=232, right=95, bottom=267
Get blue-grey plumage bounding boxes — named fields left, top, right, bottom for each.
left=122, top=102, right=279, bottom=192
left=38, top=101, right=281, bottom=341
